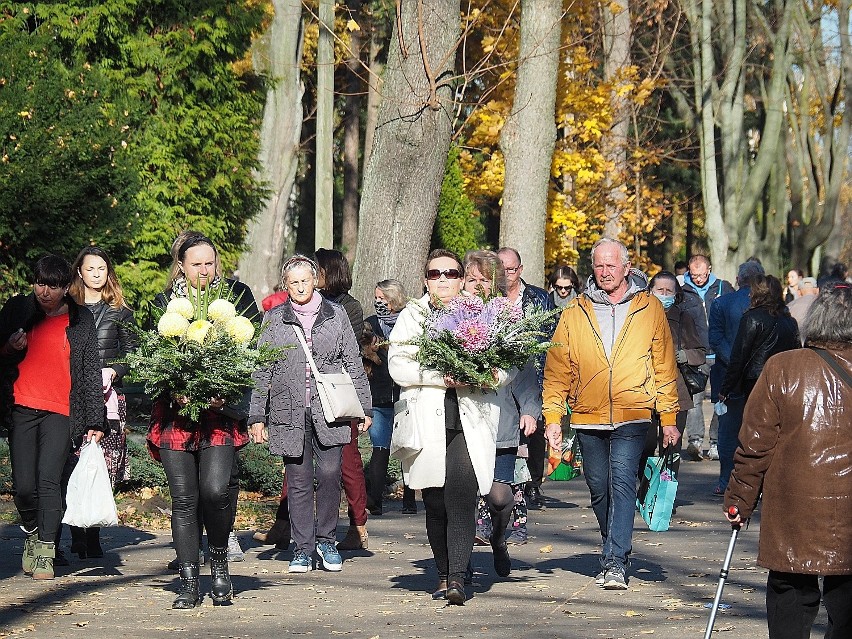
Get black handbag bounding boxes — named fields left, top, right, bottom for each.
left=677, top=309, right=708, bottom=396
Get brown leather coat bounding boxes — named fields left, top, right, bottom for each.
left=724, top=344, right=852, bottom=575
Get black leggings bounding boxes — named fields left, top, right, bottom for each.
left=486, top=481, right=514, bottom=539
left=160, top=446, right=235, bottom=562
left=9, top=407, right=71, bottom=542
left=421, top=429, right=478, bottom=584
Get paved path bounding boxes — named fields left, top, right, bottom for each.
left=0, top=460, right=827, bottom=639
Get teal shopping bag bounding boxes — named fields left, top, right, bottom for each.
left=636, top=449, right=678, bottom=532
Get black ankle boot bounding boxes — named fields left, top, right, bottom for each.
left=70, top=526, right=87, bottom=559
left=172, top=562, right=201, bottom=609
left=86, top=527, right=103, bottom=558
left=208, top=546, right=232, bottom=605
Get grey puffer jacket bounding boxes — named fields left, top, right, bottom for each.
left=249, top=298, right=372, bottom=456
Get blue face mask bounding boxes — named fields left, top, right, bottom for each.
left=654, top=293, right=676, bottom=310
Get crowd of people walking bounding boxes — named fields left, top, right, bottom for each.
left=1, top=234, right=849, bottom=634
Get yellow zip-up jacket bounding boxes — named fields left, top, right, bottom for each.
left=542, top=290, right=679, bottom=428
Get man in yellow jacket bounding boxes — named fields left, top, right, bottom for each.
left=543, top=238, right=680, bottom=590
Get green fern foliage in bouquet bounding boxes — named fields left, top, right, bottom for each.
left=123, top=281, right=285, bottom=422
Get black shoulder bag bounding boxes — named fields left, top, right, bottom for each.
left=677, top=309, right=708, bottom=396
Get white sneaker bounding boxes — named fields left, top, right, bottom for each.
left=707, top=444, right=719, bottom=460
left=227, top=532, right=245, bottom=562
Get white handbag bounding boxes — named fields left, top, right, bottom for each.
left=293, top=325, right=365, bottom=422
left=390, top=398, right=423, bottom=460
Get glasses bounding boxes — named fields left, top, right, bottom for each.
left=426, top=268, right=462, bottom=281
left=555, top=285, right=573, bottom=292
left=504, top=266, right=521, bottom=274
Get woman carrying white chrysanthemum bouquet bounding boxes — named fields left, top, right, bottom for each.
left=138, top=231, right=262, bottom=610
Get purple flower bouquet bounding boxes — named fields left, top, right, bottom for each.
left=405, top=294, right=560, bottom=389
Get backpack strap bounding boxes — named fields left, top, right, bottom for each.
left=808, top=347, right=852, bottom=389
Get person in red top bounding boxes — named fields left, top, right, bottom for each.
left=0, top=255, right=104, bottom=580
left=261, top=284, right=289, bottom=311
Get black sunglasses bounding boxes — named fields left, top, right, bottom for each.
left=426, top=268, right=462, bottom=281
left=555, top=285, right=573, bottom=292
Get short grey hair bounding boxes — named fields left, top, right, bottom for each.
left=590, top=238, right=630, bottom=266
left=281, top=254, right=319, bottom=284
left=737, top=260, right=765, bottom=287
left=803, top=282, right=852, bottom=344
left=376, top=279, right=407, bottom=312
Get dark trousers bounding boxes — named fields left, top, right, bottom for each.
left=421, top=428, right=478, bottom=584
left=9, top=406, right=71, bottom=542
left=284, top=412, right=343, bottom=554
left=766, top=571, right=852, bottom=639
left=160, top=445, right=235, bottom=562
left=525, top=417, right=547, bottom=488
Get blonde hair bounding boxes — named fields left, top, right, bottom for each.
left=464, top=249, right=507, bottom=295
left=376, top=279, right=407, bottom=311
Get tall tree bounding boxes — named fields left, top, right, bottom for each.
left=351, top=0, right=461, bottom=305
left=675, top=0, right=795, bottom=278
left=239, top=0, right=305, bottom=299
left=341, top=0, right=364, bottom=262
left=315, top=0, right=335, bottom=250
left=498, top=0, right=563, bottom=287
left=599, top=0, right=633, bottom=239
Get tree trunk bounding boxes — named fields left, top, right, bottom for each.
left=315, top=0, right=335, bottom=250
left=351, top=0, right=461, bottom=307
left=600, top=0, right=632, bottom=241
left=362, top=22, right=385, bottom=176
left=498, top=0, right=562, bottom=288
left=341, top=0, right=363, bottom=263
left=239, top=0, right=304, bottom=299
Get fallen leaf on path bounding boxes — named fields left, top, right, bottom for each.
left=539, top=544, right=553, bottom=553
left=625, top=610, right=642, bottom=617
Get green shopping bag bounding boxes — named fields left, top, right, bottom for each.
left=636, top=448, right=679, bottom=531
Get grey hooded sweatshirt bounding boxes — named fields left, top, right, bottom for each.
left=583, top=269, right=649, bottom=361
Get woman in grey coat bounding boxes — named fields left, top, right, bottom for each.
left=249, top=255, right=372, bottom=574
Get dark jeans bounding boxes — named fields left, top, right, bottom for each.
left=421, top=428, right=478, bottom=584
left=766, top=571, right=852, bottom=639
left=284, top=411, right=343, bottom=554
left=717, top=395, right=745, bottom=491
left=160, top=445, right=235, bottom=562
left=577, top=422, right=649, bottom=570
left=9, top=406, right=71, bottom=542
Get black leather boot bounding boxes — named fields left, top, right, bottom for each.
left=208, top=546, right=233, bottom=605
left=70, top=526, right=87, bottom=559
left=367, top=448, right=390, bottom=516
left=86, top=527, right=104, bottom=558
left=172, top=562, right=201, bottom=609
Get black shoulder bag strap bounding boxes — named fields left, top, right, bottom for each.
left=809, top=347, right=852, bottom=389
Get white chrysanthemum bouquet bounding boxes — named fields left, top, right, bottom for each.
left=125, top=281, right=283, bottom=421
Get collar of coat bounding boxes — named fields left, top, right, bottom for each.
left=276, top=296, right=337, bottom=328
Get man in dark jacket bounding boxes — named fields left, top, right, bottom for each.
left=497, top=247, right=555, bottom=510
left=707, top=259, right=765, bottom=494
left=681, top=255, right=734, bottom=461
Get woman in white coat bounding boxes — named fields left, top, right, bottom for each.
left=388, top=249, right=510, bottom=605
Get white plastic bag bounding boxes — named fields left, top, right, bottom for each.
left=62, top=440, right=119, bottom=528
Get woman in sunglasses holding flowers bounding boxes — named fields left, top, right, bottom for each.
left=388, top=249, right=511, bottom=605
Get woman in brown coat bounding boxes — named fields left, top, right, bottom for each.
left=724, top=281, right=852, bottom=639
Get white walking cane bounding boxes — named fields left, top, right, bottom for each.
left=704, top=506, right=742, bottom=639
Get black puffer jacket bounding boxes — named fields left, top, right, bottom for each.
left=0, top=293, right=106, bottom=440
left=86, top=301, right=136, bottom=383
left=720, top=306, right=800, bottom=399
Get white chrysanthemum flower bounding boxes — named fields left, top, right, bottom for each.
left=166, top=297, right=195, bottom=319
left=208, top=298, right=237, bottom=323
left=185, top=319, right=214, bottom=344
left=225, top=316, right=255, bottom=345
left=158, top=312, right=190, bottom=338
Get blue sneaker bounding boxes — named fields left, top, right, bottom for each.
left=316, top=541, right=343, bottom=571
left=288, top=550, right=312, bottom=573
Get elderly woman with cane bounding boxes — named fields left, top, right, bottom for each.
left=724, top=282, right=852, bottom=639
